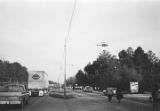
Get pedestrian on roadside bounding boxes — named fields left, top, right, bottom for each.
left=116, top=88, right=123, bottom=103
left=107, top=88, right=113, bottom=102
left=152, top=84, right=159, bottom=111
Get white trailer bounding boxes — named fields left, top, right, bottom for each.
left=28, top=71, right=49, bottom=96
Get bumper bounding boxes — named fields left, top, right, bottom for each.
left=0, top=101, right=21, bottom=104
left=30, top=91, right=44, bottom=96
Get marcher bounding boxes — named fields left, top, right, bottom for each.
left=107, top=88, right=113, bottom=102
left=152, top=84, right=159, bottom=111
left=116, top=88, right=123, bottom=103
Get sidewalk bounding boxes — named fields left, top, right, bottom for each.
left=123, top=94, right=152, bottom=105
left=124, top=94, right=151, bottom=100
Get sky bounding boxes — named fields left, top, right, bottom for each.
left=0, top=0, right=160, bottom=83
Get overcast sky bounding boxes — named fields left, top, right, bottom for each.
left=0, top=0, right=160, bottom=83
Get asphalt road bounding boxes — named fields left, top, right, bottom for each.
left=0, top=92, right=153, bottom=111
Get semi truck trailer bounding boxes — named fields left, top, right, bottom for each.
left=28, top=71, right=49, bottom=96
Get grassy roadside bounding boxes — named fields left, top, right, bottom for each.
left=123, top=94, right=152, bottom=104
left=49, top=89, right=75, bottom=99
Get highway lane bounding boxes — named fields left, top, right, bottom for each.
left=0, top=92, right=153, bottom=111
left=0, top=96, right=46, bottom=111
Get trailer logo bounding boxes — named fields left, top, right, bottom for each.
left=32, top=74, right=40, bottom=80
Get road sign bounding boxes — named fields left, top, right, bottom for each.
left=130, top=82, right=139, bottom=93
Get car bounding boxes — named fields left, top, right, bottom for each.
left=83, top=86, right=93, bottom=92
left=103, top=89, right=107, bottom=96
left=0, top=84, right=29, bottom=108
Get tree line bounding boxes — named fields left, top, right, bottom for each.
left=0, top=60, right=28, bottom=85
left=66, top=46, right=160, bottom=93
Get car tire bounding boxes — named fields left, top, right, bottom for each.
left=26, top=99, right=28, bottom=105
left=20, top=100, right=24, bottom=109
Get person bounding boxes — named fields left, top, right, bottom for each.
left=107, top=88, right=113, bottom=102
left=152, top=84, right=159, bottom=111
left=116, top=88, right=123, bottom=103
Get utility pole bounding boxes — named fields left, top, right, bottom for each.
left=64, top=0, right=77, bottom=98
left=64, top=39, right=67, bottom=98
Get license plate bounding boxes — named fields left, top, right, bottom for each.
left=10, top=101, right=21, bottom=104
left=0, top=101, right=21, bottom=104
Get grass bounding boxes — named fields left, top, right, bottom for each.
left=49, top=88, right=75, bottom=99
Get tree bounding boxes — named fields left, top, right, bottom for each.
left=83, top=50, right=120, bottom=90
left=75, top=70, right=86, bottom=86
left=147, top=51, right=159, bottom=64
left=73, top=46, right=160, bottom=92
left=147, top=51, right=160, bottom=87
left=0, top=60, right=28, bottom=85
left=153, top=62, right=160, bottom=86
left=66, top=76, right=77, bottom=87
left=119, top=46, right=159, bottom=92
left=118, top=47, right=143, bottom=91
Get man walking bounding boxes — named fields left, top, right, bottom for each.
left=107, top=88, right=113, bottom=102
left=152, top=84, right=159, bottom=111
left=116, top=88, right=123, bottom=103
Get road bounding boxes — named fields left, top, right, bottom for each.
left=0, top=92, right=153, bottom=111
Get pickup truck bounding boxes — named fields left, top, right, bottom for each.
left=0, top=84, right=29, bottom=108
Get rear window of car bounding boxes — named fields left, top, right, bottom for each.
left=86, top=86, right=92, bottom=89
left=84, top=86, right=92, bottom=90
left=0, top=85, right=24, bottom=92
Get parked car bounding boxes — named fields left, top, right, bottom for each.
left=103, top=89, right=107, bottom=96
left=83, top=86, right=93, bottom=92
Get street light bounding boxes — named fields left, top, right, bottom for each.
left=64, top=0, right=77, bottom=98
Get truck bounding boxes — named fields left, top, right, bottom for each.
left=0, top=84, right=29, bottom=108
left=28, top=71, right=49, bottom=96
